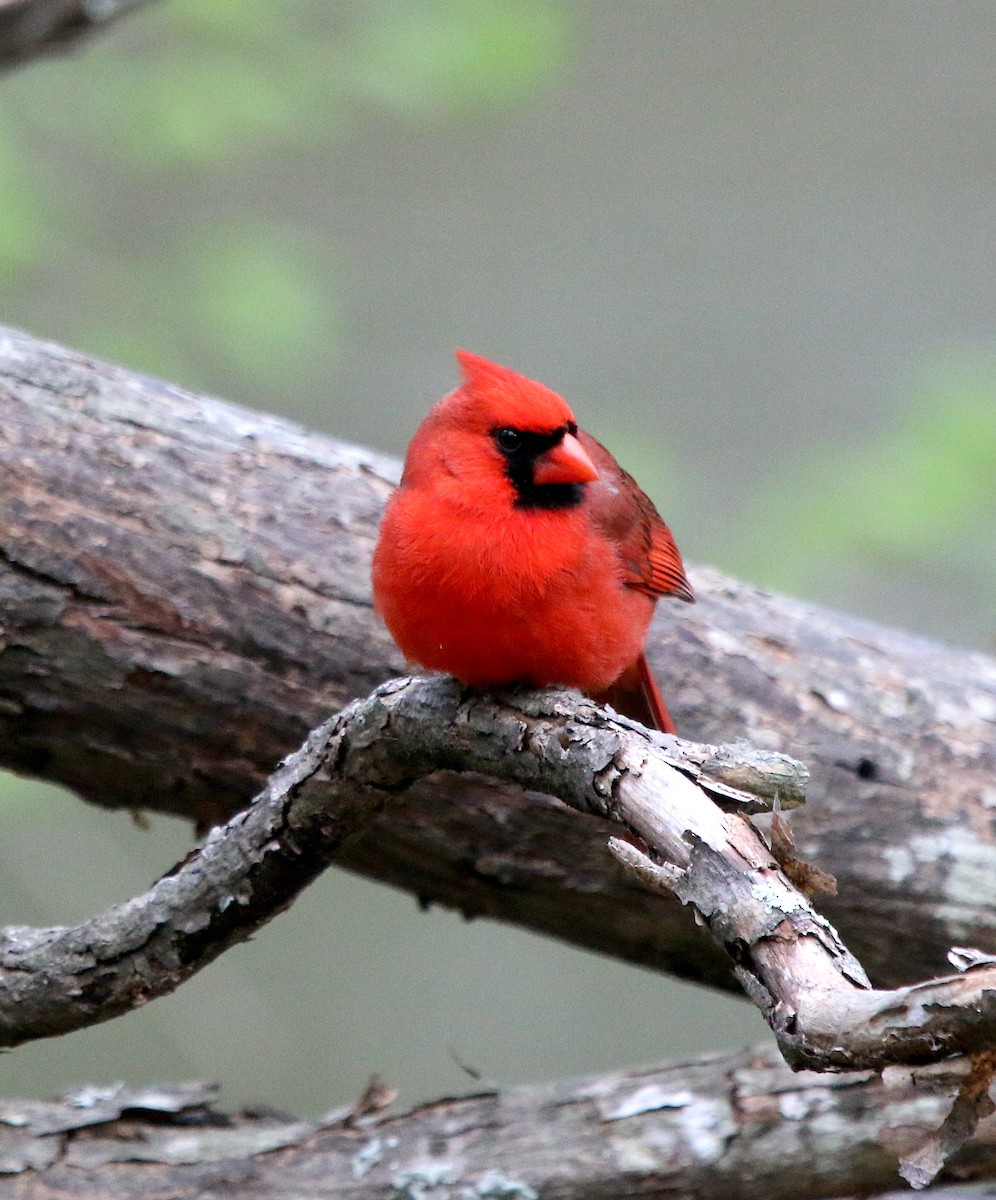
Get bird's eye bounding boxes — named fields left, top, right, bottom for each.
left=495, top=428, right=522, bottom=452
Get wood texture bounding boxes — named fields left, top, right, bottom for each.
left=3, top=1048, right=996, bottom=1198
left=3, top=327, right=996, bottom=1195
left=10, top=674, right=995, bottom=1091
left=0, top=676, right=807, bottom=1049
left=0, top=325, right=994, bottom=1002
left=0, top=0, right=157, bottom=69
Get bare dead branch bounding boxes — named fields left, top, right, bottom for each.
left=0, top=328, right=993, bottom=1190
left=0, top=325, right=994, bottom=1001
left=0, top=714, right=380, bottom=1045
left=899, top=1052, right=996, bottom=1188
left=2, top=1046, right=996, bottom=1197
left=293, top=678, right=996, bottom=1077
left=0, top=0, right=158, bottom=70
left=4, top=673, right=995, bottom=1097
left=0, top=676, right=801, bottom=1048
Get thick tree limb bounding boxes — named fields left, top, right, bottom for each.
left=0, top=325, right=994, bottom=1000
left=3, top=1048, right=996, bottom=1198
left=0, top=0, right=157, bottom=70
left=2, top=330, right=995, bottom=1190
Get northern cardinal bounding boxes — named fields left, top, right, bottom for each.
left=371, top=351, right=693, bottom=732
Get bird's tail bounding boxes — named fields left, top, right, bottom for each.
left=593, top=653, right=677, bottom=735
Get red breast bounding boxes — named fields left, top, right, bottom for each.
left=371, top=350, right=693, bottom=731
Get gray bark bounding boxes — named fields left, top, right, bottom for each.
left=6, top=675, right=996, bottom=1095
left=2, top=1048, right=995, bottom=1198
left=1, top=325, right=993, bottom=997
left=0, top=677, right=807, bottom=1049
left=0, top=0, right=157, bottom=70
left=3, top=326, right=996, bottom=1193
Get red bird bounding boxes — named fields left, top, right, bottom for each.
left=371, top=351, right=693, bottom=733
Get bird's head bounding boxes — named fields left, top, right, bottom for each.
left=406, top=350, right=598, bottom=511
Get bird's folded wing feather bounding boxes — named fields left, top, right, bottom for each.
left=580, top=431, right=694, bottom=603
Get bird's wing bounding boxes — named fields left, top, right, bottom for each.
left=580, top=430, right=694, bottom=603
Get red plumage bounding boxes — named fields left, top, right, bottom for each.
left=371, top=351, right=693, bottom=733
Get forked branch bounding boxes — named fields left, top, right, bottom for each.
left=3, top=674, right=996, bottom=1086
left=0, top=678, right=798, bottom=1047
left=2, top=325, right=994, bottom=1000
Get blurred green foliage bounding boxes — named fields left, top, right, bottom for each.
left=730, top=355, right=996, bottom=638
left=343, top=0, right=567, bottom=116
left=2, top=0, right=990, bottom=646
left=0, top=121, right=43, bottom=272
left=190, top=223, right=341, bottom=391
left=0, top=0, right=567, bottom=406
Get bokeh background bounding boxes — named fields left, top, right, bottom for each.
left=1, top=0, right=994, bottom=1116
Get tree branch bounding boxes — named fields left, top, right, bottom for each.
left=1, top=326, right=993, bottom=1000
left=4, top=673, right=996, bottom=1187
left=0, top=0, right=158, bottom=70
left=2, top=1044, right=996, bottom=1196
left=0, top=677, right=802, bottom=1048
left=2, top=328, right=996, bottom=1189
left=4, top=673, right=995, bottom=1095
left=0, top=326, right=993, bottom=996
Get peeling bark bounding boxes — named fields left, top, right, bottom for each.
left=3, top=1048, right=996, bottom=1198
left=0, top=0, right=158, bottom=70
left=3, top=675, right=995, bottom=1097
left=2, top=328, right=996, bottom=1192
left=1, top=326, right=993, bottom=998
left=0, top=678, right=803, bottom=1048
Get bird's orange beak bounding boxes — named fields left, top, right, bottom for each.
left=532, top=433, right=598, bottom=486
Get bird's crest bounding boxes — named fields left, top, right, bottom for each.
left=454, top=349, right=575, bottom=433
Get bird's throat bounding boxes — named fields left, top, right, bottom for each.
left=511, top=479, right=586, bottom=510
